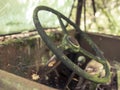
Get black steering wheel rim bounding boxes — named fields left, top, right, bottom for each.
left=33, top=6, right=110, bottom=83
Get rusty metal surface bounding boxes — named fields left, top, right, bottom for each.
left=0, top=30, right=120, bottom=89
left=0, top=69, right=57, bottom=90
left=76, top=32, right=120, bottom=63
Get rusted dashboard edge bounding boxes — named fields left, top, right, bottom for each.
left=0, top=69, right=57, bottom=90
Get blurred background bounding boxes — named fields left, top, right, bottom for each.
left=0, top=0, right=73, bottom=35
left=0, top=0, right=120, bottom=35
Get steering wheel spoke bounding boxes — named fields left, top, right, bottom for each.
left=79, top=47, right=105, bottom=64
left=57, top=16, right=68, bottom=34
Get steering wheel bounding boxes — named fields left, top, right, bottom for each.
left=33, top=6, right=111, bottom=84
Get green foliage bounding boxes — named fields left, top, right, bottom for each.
left=80, top=0, right=120, bottom=35
left=0, top=0, right=119, bottom=35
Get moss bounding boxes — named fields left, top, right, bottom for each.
left=0, top=35, right=40, bottom=45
